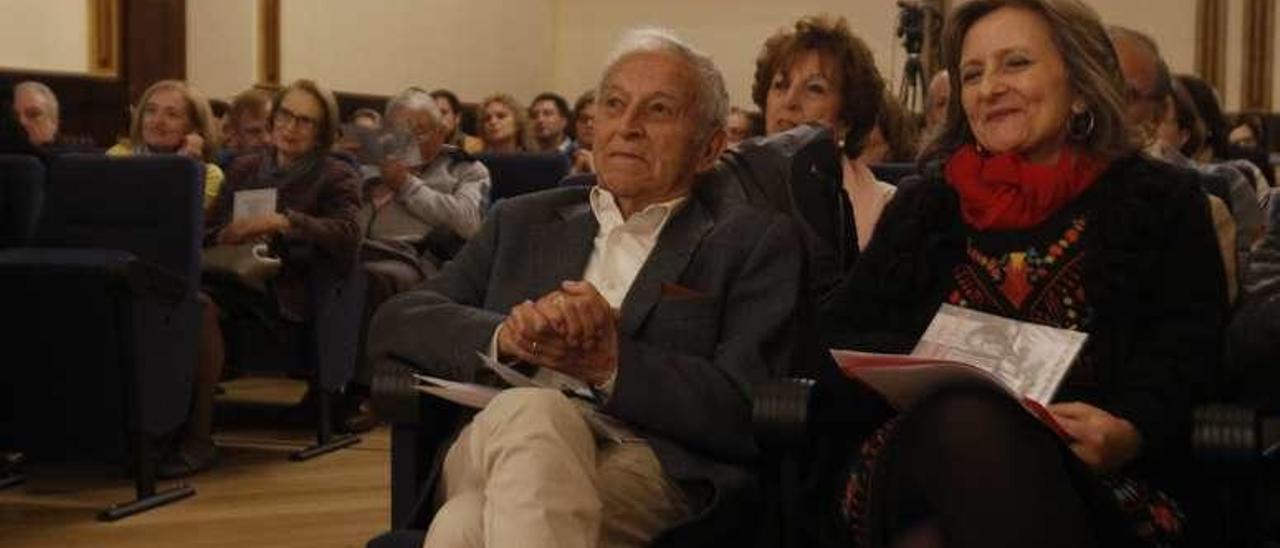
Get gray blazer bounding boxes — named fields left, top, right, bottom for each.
left=370, top=182, right=807, bottom=531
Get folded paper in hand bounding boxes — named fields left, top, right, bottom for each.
left=832, top=304, right=1087, bottom=435
left=345, top=124, right=423, bottom=177
left=232, top=188, right=278, bottom=222
left=410, top=353, right=638, bottom=443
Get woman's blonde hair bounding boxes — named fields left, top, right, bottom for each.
left=480, top=93, right=531, bottom=151
left=130, top=80, right=219, bottom=161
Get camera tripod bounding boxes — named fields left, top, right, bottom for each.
left=898, top=50, right=927, bottom=114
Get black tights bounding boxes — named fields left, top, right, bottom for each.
left=862, top=386, right=1137, bottom=548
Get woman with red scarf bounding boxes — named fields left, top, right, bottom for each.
left=807, top=1, right=1227, bottom=547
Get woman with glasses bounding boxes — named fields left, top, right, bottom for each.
left=158, top=79, right=361, bottom=478
left=107, top=80, right=225, bottom=212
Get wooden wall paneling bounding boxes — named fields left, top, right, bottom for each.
left=87, top=0, right=121, bottom=76
left=121, top=0, right=186, bottom=104
left=1241, top=0, right=1275, bottom=110
left=1196, top=0, right=1227, bottom=93
left=2, top=0, right=188, bottom=147
left=258, top=0, right=280, bottom=87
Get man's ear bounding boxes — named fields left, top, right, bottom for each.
left=695, top=128, right=727, bottom=173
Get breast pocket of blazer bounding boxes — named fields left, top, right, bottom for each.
left=648, top=295, right=721, bottom=357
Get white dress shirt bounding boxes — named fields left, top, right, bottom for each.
left=581, top=186, right=686, bottom=308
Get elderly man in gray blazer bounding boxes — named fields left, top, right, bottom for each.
left=371, top=28, right=806, bottom=548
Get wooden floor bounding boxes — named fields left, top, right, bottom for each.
left=0, top=377, right=392, bottom=547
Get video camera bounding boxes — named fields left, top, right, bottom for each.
left=896, top=0, right=926, bottom=56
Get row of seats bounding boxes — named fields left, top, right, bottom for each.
left=0, top=153, right=367, bottom=520
left=0, top=148, right=614, bottom=522
left=0, top=154, right=204, bottom=519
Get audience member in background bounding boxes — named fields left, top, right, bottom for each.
left=430, top=89, right=484, bottom=154
left=370, top=28, right=805, bottom=547
left=1226, top=189, right=1280, bottom=406
left=179, top=79, right=361, bottom=477
left=569, top=90, right=596, bottom=174
left=1228, top=113, right=1266, bottom=150
left=813, top=1, right=1226, bottom=546
left=12, top=81, right=59, bottom=148
left=725, top=106, right=763, bottom=147
left=0, top=79, right=39, bottom=156
left=923, top=69, right=950, bottom=136
left=1155, top=82, right=1208, bottom=161
left=529, top=92, right=575, bottom=155
left=1177, top=73, right=1275, bottom=189
left=210, top=98, right=230, bottom=147
left=479, top=93, right=530, bottom=153
left=1223, top=110, right=1276, bottom=189
left=217, top=87, right=274, bottom=168
left=859, top=95, right=918, bottom=164
left=350, top=107, right=383, bottom=130
left=107, top=80, right=225, bottom=212
left=1110, top=27, right=1257, bottom=302
left=1163, top=80, right=1246, bottom=300
left=753, top=14, right=893, bottom=253
left=352, top=87, right=491, bottom=431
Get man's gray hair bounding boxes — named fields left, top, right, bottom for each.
left=599, top=28, right=729, bottom=145
left=385, top=86, right=442, bottom=125
left=14, top=80, right=59, bottom=122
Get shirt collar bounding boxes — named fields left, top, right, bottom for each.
left=588, top=185, right=688, bottom=235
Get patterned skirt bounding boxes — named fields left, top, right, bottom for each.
left=836, top=419, right=1185, bottom=547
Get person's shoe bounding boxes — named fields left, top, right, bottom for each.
left=338, top=396, right=378, bottom=434
left=1, top=451, right=23, bottom=476
left=156, top=441, right=218, bottom=479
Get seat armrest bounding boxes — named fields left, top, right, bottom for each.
left=124, top=255, right=189, bottom=302
left=0, top=247, right=188, bottom=303
left=372, top=357, right=424, bottom=426
left=753, top=377, right=815, bottom=453
left=1193, top=403, right=1264, bottom=464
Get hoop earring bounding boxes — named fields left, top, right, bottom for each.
left=1070, top=109, right=1095, bottom=141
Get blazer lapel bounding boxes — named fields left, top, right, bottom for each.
left=524, top=201, right=598, bottom=297
left=618, top=194, right=713, bottom=336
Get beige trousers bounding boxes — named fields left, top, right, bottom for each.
left=424, top=388, right=691, bottom=548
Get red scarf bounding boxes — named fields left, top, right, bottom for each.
left=944, top=144, right=1108, bottom=230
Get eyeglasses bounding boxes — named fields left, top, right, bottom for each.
left=274, top=107, right=320, bottom=131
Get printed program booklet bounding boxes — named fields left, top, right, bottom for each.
left=411, top=352, right=637, bottom=443
left=831, top=304, right=1088, bottom=436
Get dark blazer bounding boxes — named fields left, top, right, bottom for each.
left=820, top=152, right=1228, bottom=485
left=370, top=182, right=808, bottom=539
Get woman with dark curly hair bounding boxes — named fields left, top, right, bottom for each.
left=752, top=14, right=895, bottom=252
left=807, top=1, right=1227, bottom=546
